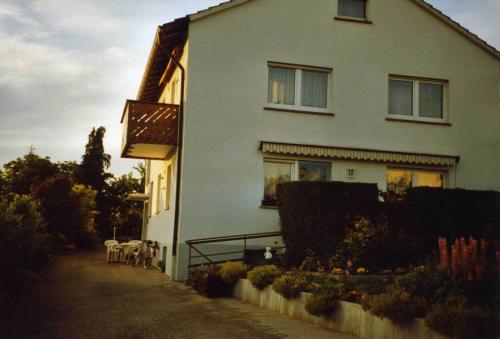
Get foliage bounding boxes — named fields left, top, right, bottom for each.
left=400, top=187, right=500, bottom=258
left=361, top=290, right=426, bottom=324
left=305, top=291, right=338, bottom=316
left=133, top=162, right=146, bottom=191
left=394, top=266, right=454, bottom=304
left=219, top=261, right=248, bottom=285
left=276, top=181, right=381, bottom=266
left=272, top=272, right=308, bottom=299
left=247, top=265, right=281, bottom=290
left=107, top=173, right=143, bottom=239
left=76, top=126, right=113, bottom=238
left=426, top=298, right=500, bottom=339
left=299, top=250, right=326, bottom=272
left=32, top=175, right=96, bottom=248
left=187, top=265, right=231, bottom=298
left=0, top=195, right=52, bottom=306
left=2, top=150, right=59, bottom=195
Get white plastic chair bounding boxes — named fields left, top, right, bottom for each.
left=104, top=240, right=119, bottom=263
left=124, top=242, right=142, bottom=264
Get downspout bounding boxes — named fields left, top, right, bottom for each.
left=157, top=39, right=185, bottom=257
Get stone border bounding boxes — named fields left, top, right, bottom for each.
left=233, top=279, right=445, bottom=339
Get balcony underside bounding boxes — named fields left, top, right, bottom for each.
left=121, top=100, right=179, bottom=160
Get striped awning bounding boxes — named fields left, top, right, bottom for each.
left=260, top=142, right=459, bottom=167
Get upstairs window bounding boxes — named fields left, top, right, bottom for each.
left=388, top=77, right=446, bottom=122
left=338, top=0, right=366, bottom=19
left=267, top=63, right=331, bottom=113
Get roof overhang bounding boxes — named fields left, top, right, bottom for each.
left=260, top=141, right=460, bottom=167
left=136, top=18, right=189, bottom=103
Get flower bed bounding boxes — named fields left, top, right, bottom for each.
left=233, top=278, right=445, bottom=339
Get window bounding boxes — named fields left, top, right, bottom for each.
left=267, top=64, right=330, bottom=112
left=386, top=168, right=445, bottom=199
left=164, top=165, right=171, bottom=210
left=388, top=77, right=446, bottom=121
left=263, top=159, right=332, bottom=205
left=263, top=160, right=293, bottom=205
left=298, top=161, right=331, bottom=181
left=338, top=0, right=366, bottom=19
left=155, top=175, right=162, bottom=214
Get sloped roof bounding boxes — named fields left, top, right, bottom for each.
left=188, top=0, right=499, bottom=60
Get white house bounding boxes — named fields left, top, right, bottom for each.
left=120, top=0, right=500, bottom=280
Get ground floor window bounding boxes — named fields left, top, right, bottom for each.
left=263, top=159, right=332, bottom=206
left=386, top=168, right=445, bottom=199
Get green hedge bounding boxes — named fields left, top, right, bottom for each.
left=276, top=181, right=380, bottom=266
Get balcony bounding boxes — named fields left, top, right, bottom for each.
left=121, top=100, right=179, bottom=160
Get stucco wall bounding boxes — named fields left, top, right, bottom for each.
left=175, top=0, right=498, bottom=279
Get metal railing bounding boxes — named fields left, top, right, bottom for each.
left=186, top=231, right=283, bottom=271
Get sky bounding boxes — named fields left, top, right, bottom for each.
left=0, top=0, right=499, bottom=177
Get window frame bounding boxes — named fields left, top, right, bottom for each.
left=262, top=158, right=333, bottom=206
left=266, top=62, right=332, bottom=114
left=386, top=166, right=447, bottom=198
left=337, top=0, right=368, bottom=20
left=388, top=75, right=448, bottom=123
left=164, top=165, right=171, bottom=211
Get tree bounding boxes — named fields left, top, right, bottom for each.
left=31, top=175, right=88, bottom=247
left=76, top=127, right=112, bottom=238
left=2, top=149, right=59, bottom=195
left=56, top=161, right=79, bottom=177
left=133, top=162, right=146, bottom=191
left=77, top=127, right=111, bottom=191
left=107, top=173, right=143, bottom=239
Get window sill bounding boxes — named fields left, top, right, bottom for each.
left=334, top=16, right=372, bottom=24
left=264, top=106, right=335, bottom=117
left=260, top=205, right=278, bottom=210
left=385, top=117, right=452, bottom=126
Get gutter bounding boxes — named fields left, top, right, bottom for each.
left=157, top=39, right=185, bottom=257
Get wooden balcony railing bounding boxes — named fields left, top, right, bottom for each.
left=121, top=100, right=179, bottom=160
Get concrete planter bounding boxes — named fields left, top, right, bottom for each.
left=233, top=279, right=445, bottom=339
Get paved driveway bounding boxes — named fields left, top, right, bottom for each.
left=3, top=249, right=356, bottom=339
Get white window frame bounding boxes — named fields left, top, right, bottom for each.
left=266, top=63, right=332, bottom=114
left=388, top=76, right=448, bottom=123
left=386, top=167, right=448, bottom=192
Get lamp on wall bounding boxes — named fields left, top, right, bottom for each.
left=347, top=167, right=356, bottom=180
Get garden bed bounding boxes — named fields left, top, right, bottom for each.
left=233, top=278, right=445, bottom=339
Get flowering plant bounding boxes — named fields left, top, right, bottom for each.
left=395, top=267, right=407, bottom=274
left=331, top=267, right=345, bottom=275
left=357, top=267, right=368, bottom=274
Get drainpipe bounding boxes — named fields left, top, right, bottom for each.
left=157, top=39, right=185, bottom=258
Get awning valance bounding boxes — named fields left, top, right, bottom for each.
left=260, top=142, right=459, bottom=167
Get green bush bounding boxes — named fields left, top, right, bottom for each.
left=305, top=291, right=338, bottom=316
left=362, top=290, right=425, bottom=324
left=219, top=261, right=248, bottom=285
left=276, top=181, right=381, bottom=266
left=394, top=266, right=454, bottom=304
left=247, top=265, right=281, bottom=290
left=272, top=272, right=308, bottom=299
left=426, top=300, right=500, bottom=339
left=187, top=265, right=231, bottom=298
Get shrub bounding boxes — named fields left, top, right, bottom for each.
left=272, top=272, right=308, bottom=298
left=247, top=265, right=281, bottom=289
left=187, top=265, right=230, bottom=298
left=426, top=300, right=500, bottom=339
left=394, top=266, right=454, bottom=304
left=362, top=290, right=425, bottom=324
left=276, top=181, right=381, bottom=266
left=219, top=261, right=248, bottom=285
left=305, top=291, right=338, bottom=316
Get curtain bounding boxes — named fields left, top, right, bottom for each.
left=264, top=162, right=292, bottom=201
left=338, top=0, right=366, bottom=18
left=419, top=83, right=443, bottom=118
left=301, top=71, right=328, bottom=108
left=268, top=67, right=295, bottom=105
left=389, top=80, right=413, bottom=116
